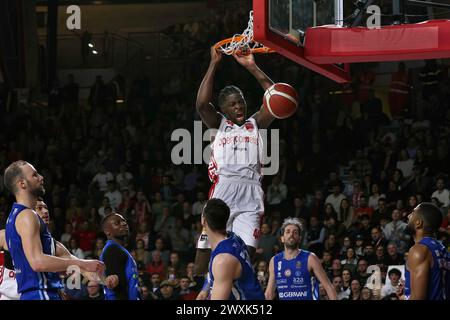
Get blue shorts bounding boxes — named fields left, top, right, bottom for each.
left=20, top=290, right=61, bottom=300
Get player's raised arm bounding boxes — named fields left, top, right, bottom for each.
left=210, top=253, right=240, bottom=300
left=17, top=209, right=105, bottom=274
left=196, top=46, right=222, bottom=129
left=233, top=53, right=275, bottom=129
left=308, top=252, right=338, bottom=300
left=407, top=244, right=430, bottom=300
left=265, top=256, right=277, bottom=300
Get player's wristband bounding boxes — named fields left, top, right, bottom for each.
left=196, top=230, right=211, bottom=249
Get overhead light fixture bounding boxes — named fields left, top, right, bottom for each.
left=88, top=43, right=94, bottom=48
left=92, top=50, right=98, bottom=55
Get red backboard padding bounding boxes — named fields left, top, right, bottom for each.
left=305, top=20, right=450, bottom=64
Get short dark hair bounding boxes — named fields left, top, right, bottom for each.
left=218, top=85, right=243, bottom=109
left=101, top=213, right=117, bottom=231
left=416, top=202, right=443, bottom=234
left=4, top=160, right=28, bottom=194
left=388, top=268, right=402, bottom=277
left=202, top=198, right=230, bottom=232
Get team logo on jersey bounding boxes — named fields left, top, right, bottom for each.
left=284, top=269, right=292, bottom=277
left=296, top=261, right=302, bottom=269
left=244, top=122, right=254, bottom=132
left=295, top=271, right=302, bottom=277
left=277, top=261, right=282, bottom=271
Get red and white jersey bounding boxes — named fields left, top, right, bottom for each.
left=0, top=251, right=19, bottom=300
left=208, top=116, right=263, bottom=183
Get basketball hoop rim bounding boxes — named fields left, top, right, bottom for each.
left=214, top=37, right=275, bottom=55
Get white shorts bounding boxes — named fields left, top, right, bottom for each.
left=209, top=177, right=264, bottom=248
left=0, top=266, right=20, bottom=300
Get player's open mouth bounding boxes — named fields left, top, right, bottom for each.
left=236, top=113, right=244, bottom=122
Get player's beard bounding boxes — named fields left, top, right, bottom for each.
left=285, top=239, right=300, bottom=250
left=29, top=181, right=45, bottom=198
left=404, top=224, right=415, bottom=237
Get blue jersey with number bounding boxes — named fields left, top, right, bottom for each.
left=5, top=203, right=63, bottom=299
left=100, top=240, right=141, bottom=300
left=209, top=232, right=264, bottom=300
left=273, top=249, right=319, bottom=300
left=405, top=237, right=450, bottom=300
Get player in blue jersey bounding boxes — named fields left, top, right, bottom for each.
left=100, top=212, right=141, bottom=300
left=402, top=202, right=450, bottom=300
left=265, top=217, right=337, bottom=300
left=203, top=198, right=264, bottom=300
left=3, top=160, right=106, bottom=300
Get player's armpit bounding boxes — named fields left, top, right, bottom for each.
left=408, top=244, right=431, bottom=300
left=210, top=253, right=240, bottom=300
left=253, top=108, right=275, bottom=129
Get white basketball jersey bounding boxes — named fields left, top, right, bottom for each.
left=0, top=251, right=19, bottom=300
left=208, top=116, right=263, bottom=183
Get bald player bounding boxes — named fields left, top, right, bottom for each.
left=4, top=161, right=105, bottom=300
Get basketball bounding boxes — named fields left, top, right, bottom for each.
left=263, top=83, right=299, bottom=119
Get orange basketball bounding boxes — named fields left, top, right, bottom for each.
left=263, top=83, right=299, bottom=119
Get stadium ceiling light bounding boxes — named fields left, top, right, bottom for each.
left=92, top=50, right=98, bottom=55
left=88, top=43, right=94, bottom=48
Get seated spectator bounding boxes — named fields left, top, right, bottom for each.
left=362, top=244, right=377, bottom=266
left=347, top=278, right=362, bottom=300
left=374, top=245, right=387, bottom=268
left=93, top=237, right=105, bottom=259
left=192, top=191, right=207, bottom=217
left=75, top=221, right=96, bottom=256
left=85, top=281, right=104, bottom=300
left=323, top=234, right=341, bottom=259
left=178, top=275, right=197, bottom=300
left=151, top=238, right=170, bottom=266
left=256, top=223, right=278, bottom=263
left=69, top=238, right=85, bottom=259
left=355, top=196, right=374, bottom=219
left=342, top=268, right=352, bottom=294
left=325, top=183, right=347, bottom=216
left=341, top=247, right=358, bottom=274
left=157, top=280, right=179, bottom=300
left=339, top=236, right=353, bottom=259
left=431, top=177, right=450, bottom=208
left=134, top=239, right=151, bottom=266
left=356, top=258, right=370, bottom=285
left=370, top=226, right=387, bottom=248
left=305, top=216, right=325, bottom=255
left=368, top=183, right=385, bottom=210
left=332, top=276, right=349, bottom=300
left=354, top=235, right=365, bottom=258
left=361, top=286, right=374, bottom=300
left=61, top=223, right=75, bottom=247
left=385, top=242, right=405, bottom=266
left=147, top=251, right=165, bottom=279
left=324, top=203, right=338, bottom=221
left=381, top=268, right=402, bottom=298
left=383, top=209, right=410, bottom=254
left=371, top=198, right=391, bottom=227
left=331, top=258, right=343, bottom=279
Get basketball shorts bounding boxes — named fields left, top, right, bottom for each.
left=0, top=266, right=19, bottom=300
left=20, top=289, right=62, bottom=300
left=209, top=177, right=264, bottom=248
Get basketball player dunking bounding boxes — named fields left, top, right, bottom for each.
left=195, top=47, right=280, bottom=275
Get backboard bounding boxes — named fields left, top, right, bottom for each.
left=253, top=0, right=351, bottom=84
left=253, top=0, right=450, bottom=84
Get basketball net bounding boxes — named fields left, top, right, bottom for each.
left=214, top=11, right=274, bottom=55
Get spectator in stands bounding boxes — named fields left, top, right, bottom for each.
left=69, top=237, right=85, bottom=259
left=385, top=242, right=405, bottom=266
left=381, top=268, right=402, bottom=298
left=431, top=177, right=449, bottom=208
left=355, top=196, right=374, bottom=220
left=383, top=209, right=410, bottom=253
left=325, top=183, right=347, bottom=217
left=332, top=276, right=349, bottom=300
left=257, top=223, right=278, bottom=263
